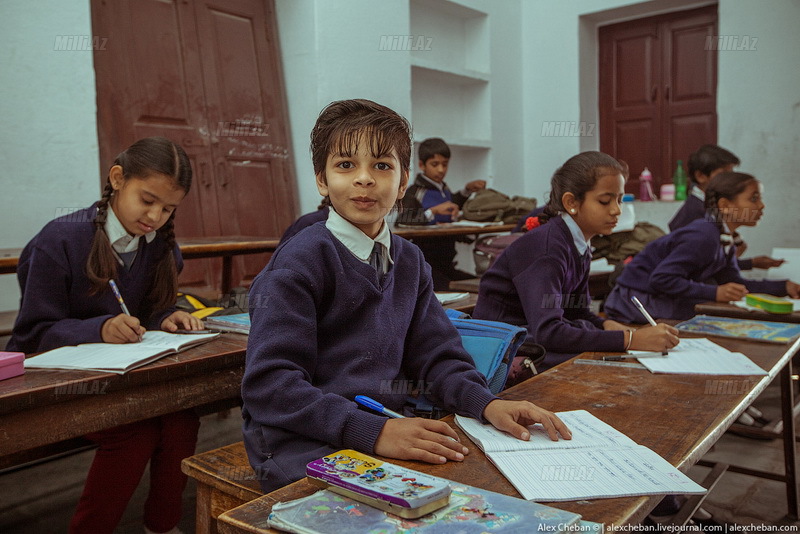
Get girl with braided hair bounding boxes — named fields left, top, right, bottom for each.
left=473, top=151, right=677, bottom=372
left=8, top=136, right=203, bottom=534
left=605, top=171, right=799, bottom=323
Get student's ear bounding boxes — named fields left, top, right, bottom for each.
left=396, top=170, right=409, bottom=200
left=315, top=172, right=329, bottom=197
left=418, top=160, right=425, bottom=171
left=109, top=165, right=125, bottom=191
left=717, top=197, right=732, bottom=211
left=694, top=171, right=710, bottom=187
left=561, top=192, right=579, bottom=214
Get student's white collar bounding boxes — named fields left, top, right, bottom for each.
left=104, top=204, right=156, bottom=254
left=325, top=207, right=394, bottom=265
left=691, top=185, right=705, bottom=201
left=420, top=173, right=445, bottom=193
left=561, top=212, right=592, bottom=256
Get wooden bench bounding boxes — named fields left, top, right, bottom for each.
left=182, top=441, right=262, bottom=534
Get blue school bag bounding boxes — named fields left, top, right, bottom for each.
left=407, top=310, right=528, bottom=417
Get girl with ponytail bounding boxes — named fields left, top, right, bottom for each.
left=9, top=136, right=203, bottom=534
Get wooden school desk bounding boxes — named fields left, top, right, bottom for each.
left=695, top=301, right=800, bottom=324
left=215, top=334, right=800, bottom=532
left=0, top=334, right=247, bottom=470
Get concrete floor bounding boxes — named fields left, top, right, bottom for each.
left=1, top=384, right=799, bottom=533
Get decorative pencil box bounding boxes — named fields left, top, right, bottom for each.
left=306, top=449, right=451, bottom=518
left=746, top=293, right=793, bottom=314
left=0, top=351, right=25, bottom=381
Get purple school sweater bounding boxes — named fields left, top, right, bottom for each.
left=604, top=217, right=787, bottom=322
left=241, top=223, right=496, bottom=492
left=473, top=216, right=625, bottom=358
left=8, top=204, right=180, bottom=353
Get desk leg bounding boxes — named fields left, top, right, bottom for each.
left=781, top=360, right=799, bottom=519
left=221, top=256, right=233, bottom=295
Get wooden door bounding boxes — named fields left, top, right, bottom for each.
left=91, top=0, right=296, bottom=295
left=599, top=6, right=717, bottom=193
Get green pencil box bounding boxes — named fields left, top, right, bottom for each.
left=746, top=293, right=793, bottom=314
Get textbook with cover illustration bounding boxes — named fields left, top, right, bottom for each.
left=204, top=312, right=250, bottom=334
left=676, top=315, right=800, bottom=343
left=23, top=331, right=219, bottom=374
left=454, top=410, right=706, bottom=502
left=267, top=483, right=587, bottom=534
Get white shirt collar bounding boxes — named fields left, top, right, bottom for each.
left=325, top=207, right=394, bottom=265
left=420, top=173, right=445, bottom=193
left=561, top=212, right=591, bottom=256
left=104, top=204, right=156, bottom=254
left=691, top=185, right=705, bottom=201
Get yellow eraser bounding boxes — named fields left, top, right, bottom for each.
left=745, top=293, right=793, bottom=314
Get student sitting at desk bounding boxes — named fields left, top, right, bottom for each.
left=669, top=144, right=783, bottom=270
left=241, top=99, right=571, bottom=493
left=7, top=137, right=205, bottom=534
left=278, top=197, right=331, bottom=245
left=472, top=151, right=678, bottom=372
left=395, top=137, right=485, bottom=290
left=605, top=171, right=800, bottom=323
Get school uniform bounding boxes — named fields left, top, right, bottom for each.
left=396, top=173, right=474, bottom=290
left=473, top=214, right=625, bottom=371
left=242, top=209, right=496, bottom=492
left=604, top=217, right=787, bottom=322
left=8, top=203, right=198, bottom=534
left=278, top=205, right=330, bottom=246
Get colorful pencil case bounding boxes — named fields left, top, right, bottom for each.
left=0, top=351, right=25, bottom=381
left=746, top=293, right=793, bottom=314
left=306, top=449, right=451, bottom=518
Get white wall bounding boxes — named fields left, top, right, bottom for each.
left=0, top=0, right=99, bottom=311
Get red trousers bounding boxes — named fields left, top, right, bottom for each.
left=68, top=410, right=200, bottom=534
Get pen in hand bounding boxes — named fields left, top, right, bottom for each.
left=109, top=279, right=141, bottom=342
left=630, top=296, right=667, bottom=356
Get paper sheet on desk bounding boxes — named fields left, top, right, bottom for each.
left=589, top=257, right=615, bottom=274
left=435, top=292, right=469, bottom=305
left=630, top=338, right=767, bottom=376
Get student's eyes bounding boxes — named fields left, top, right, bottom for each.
left=335, top=161, right=354, bottom=169
left=375, top=162, right=393, bottom=171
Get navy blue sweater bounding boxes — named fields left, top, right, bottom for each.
left=473, top=216, right=625, bottom=361
left=8, top=204, right=180, bottom=353
left=241, top=222, right=496, bottom=492
left=604, top=218, right=786, bottom=322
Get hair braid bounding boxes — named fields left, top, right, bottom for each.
left=148, top=212, right=179, bottom=313
left=86, top=180, right=118, bottom=294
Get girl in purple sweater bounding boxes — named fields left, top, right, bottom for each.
left=473, top=152, right=678, bottom=371
left=9, top=137, right=204, bottom=534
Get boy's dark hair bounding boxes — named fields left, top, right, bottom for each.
left=310, top=99, right=412, bottom=180
left=539, top=151, right=626, bottom=224
left=687, top=144, right=740, bottom=184
left=418, top=137, right=450, bottom=163
left=87, top=136, right=193, bottom=314
left=704, top=171, right=758, bottom=227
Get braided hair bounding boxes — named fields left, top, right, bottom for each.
left=538, top=152, right=626, bottom=225
left=86, top=137, right=192, bottom=314
left=703, top=171, right=757, bottom=235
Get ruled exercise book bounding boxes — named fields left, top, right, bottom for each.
left=455, top=410, right=706, bottom=502
left=23, top=331, right=220, bottom=374
left=630, top=337, right=768, bottom=376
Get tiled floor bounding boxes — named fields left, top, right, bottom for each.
left=1, top=384, right=798, bottom=533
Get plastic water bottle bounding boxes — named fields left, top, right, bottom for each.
left=617, top=193, right=636, bottom=231
left=639, top=168, right=655, bottom=201
left=673, top=160, right=688, bottom=201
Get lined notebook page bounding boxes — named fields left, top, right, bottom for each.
left=631, top=338, right=767, bottom=376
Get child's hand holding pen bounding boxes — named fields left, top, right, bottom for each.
left=101, top=313, right=146, bottom=344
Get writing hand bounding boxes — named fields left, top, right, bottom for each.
left=102, top=313, right=145, bottom=343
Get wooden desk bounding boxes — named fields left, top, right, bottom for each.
left=696, top=301, right=800, bottom=324
left=0, top=334, right=247, bottom=470
left=393, top=223, right=515, bottom=240
left=449, top=271, right=613, bottom=300
left=217, top=335, right=800, bottom=532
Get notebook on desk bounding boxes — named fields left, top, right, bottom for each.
left=676, top=315, right=800, bottom=343
left=23, top=331, right=220, bottom=374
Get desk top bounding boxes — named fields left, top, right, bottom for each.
left=695, top=301, right=800, bottom=324
left=218, top=334, right=799, bottom=531
left=393, top=223, right=515, bottom=239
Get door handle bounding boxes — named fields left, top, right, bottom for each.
left=217, top=161, right=228, bottom=187
left=199, top=161, right=211, bottom=188
left=651, top=86, right=658, bottom=102
left=665, top=86, right=670, bottom=101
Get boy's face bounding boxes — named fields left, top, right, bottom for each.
left=419, top=154, right=449, bottom=183
left=695, top=163, right=735, bottom=190
left=317, top=141, right=408, bottom=239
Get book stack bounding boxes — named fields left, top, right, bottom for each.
left=204, top=313, right=250, bottom=334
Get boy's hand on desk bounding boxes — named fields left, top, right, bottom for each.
left=430, top=201, right=460, bottom=218
left=102, top=313, right=145, bottom=344
left=629, top=324, right=679, bottom=352
left=465, top=180, right=486, bottom=192
left=374, top=418, right=469, bottom=465
left=751, top=256, right=785, bottom=269
left=483, top=399, right=572, bottom=442
left=716, top=282, right=748, bottom=302
left=161, top=310, right=205, bottom=332
left=786, top=281, right=800, bottom=298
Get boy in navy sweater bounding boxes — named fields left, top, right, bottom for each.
left=241, top=99, right=570, bottom=492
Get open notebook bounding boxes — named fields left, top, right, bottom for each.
left=24, top=331, right=219, bottom=374
left=455, top=410, right=705, bottom=502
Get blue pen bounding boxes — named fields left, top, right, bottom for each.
left=109, top=279, right=132, bottom=316
left=355, top=395, right=405, bottom=419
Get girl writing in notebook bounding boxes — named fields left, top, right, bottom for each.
left=472, top=152, right=678, bottom=372
left=605, top=171, right=799, bottom=323
left=9, top=137, right=203, bottom=534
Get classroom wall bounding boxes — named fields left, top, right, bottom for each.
left=0, top=0, right=99, bottom=312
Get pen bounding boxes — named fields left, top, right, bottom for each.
left=602, top=353, right=665, bottom=361
left=630, top=296, right=668, bottom=356
left=355, top=395, right=405, bottom=419
left=108, top=279, right=131, bottom=316
left=574, top=359, right=646, bottom=369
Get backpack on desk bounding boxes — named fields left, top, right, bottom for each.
left=462, top=189, right=536, bottom=224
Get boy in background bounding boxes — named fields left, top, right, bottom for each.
left=397, top=137, right=486, bottom=290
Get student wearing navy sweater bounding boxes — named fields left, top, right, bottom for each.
left=9, top=137, right=204, bottom=534
left=473, top=152, right=678, bottom=371
left=668, top=144, right=783, bottom=271
left=241, top=99, right=571, bottom=493
left=605, top=171, right=799, bottom=323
